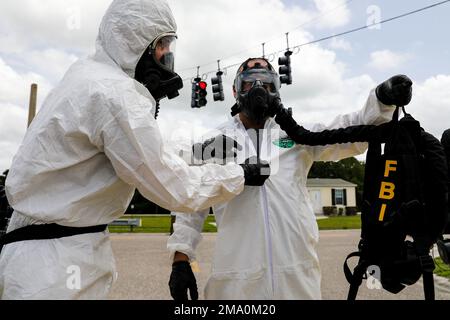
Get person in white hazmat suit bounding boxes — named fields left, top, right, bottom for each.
left=167, top=58, right=413, bottom=300
left=0, top=0, right=270, bottom=300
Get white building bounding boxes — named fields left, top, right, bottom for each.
left=306, top=178, right=358, bottom=215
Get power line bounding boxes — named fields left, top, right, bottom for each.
left=295, top=0, right=450, bottom=48
left=181, top=0, right=450, bottom=82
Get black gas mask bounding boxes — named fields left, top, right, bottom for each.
left=234, top=59, right=281, bottom=125
left=135, top=34, right=183, bottom=103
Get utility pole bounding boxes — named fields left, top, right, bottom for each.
left=27, top=83, right=38, bottom=127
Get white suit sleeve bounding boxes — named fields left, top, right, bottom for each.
left=307, top=89, right=394, bottom=162
left=167, top=210, right=209, bottom=260
left=100, top=87, right=244, bottom=213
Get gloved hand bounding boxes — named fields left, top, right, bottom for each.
left=239, top=156, right=270, bottom=186
left=192, top=134, right=242, bottom=163
left=274, top=104, right=298, bottom=133
left=375, top=74, right=413, bottom=106
left=268, top=98, right=283, bottom=118
left=168, top=261, right=198, bottom=301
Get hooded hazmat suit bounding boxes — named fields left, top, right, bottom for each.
left=168, top=90, right=394, bottom=299
left=0, top=0, right=244, bottom=299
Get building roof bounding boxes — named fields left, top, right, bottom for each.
left=306, top=178, right=357, bottom=188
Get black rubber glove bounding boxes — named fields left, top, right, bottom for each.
left=375, top=74, right=413, bottom=106
left=275, top=105, right=395, bottom=145
left=274, top=104, right=298, bottom=133
left=192, top=134, right=242, bottom=163
left=239, top=156, right=270, bottom=186
left=268, top=98, right=283, bottom=118
left=169, top=261, right=198, bottom=301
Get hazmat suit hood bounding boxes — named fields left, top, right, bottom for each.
left=94, top=0, right=177, bottom=78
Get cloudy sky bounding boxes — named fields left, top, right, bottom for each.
left=1, top=0, right=450, bottom=171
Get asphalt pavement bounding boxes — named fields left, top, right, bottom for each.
left=108, top=229, right=450, bottom=300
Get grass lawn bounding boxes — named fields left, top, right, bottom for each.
left=434, top=257, right=450, bottom=279
left=108, top=214, right=361, bottom=233
left=316, top=215, right=361, bottom=230
left=108, top=215, right=217, bottom=233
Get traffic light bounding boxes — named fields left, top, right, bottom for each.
left=278, top=50, right=293, bottom=85
left=211, top=71, right=224, bottom=101
left=191, top=80, right=198, bottom=108
left=198, top=79, right=207, bottom=107
left=191, top=77, right=208, bottom=108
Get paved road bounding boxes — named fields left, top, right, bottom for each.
left=108, top=230, right=450, bottom=300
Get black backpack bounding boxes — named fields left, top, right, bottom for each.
left=437, top=129, right=450, bottom=264
left=344, top=106, right=449, bottom=300
left=441, top=129, right=450, bottom=234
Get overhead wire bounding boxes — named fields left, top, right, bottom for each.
left=181, top=0, right=450, bottom=82
left=178, top=0, right=355, bottom=74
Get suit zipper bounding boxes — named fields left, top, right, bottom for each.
left=256, top=128, right=275, bottom=297
left=240, top=121, right=275, bottom=298
left=261, top=184, right=274, bottom=296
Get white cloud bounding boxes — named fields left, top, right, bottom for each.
left=0, top=58, right=53, bottom=108
left=19, top=49, right=79, bottom=84
left=329, top=38, right=352, bottom=51
left=170, top=0, right=313, bottom=72
left=409, top=74, right=450, bottom=140
left=0, top=57, right=55, bottom=170
left=368, top=50, right=411, bottom=71
left=0, top=103, right=28, bottom=170
left=312, top=0, right=351, bottom=29
left=282, top=45, right=377, bottom=126
left=0, top=0, right=111, bottom=55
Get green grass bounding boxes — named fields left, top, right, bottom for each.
left=316, top=215, right=361, bottom=230
left=434, top=257, right=450, bottom=279
left=202, top=215, right=218, bottom=232
left=107, top=215, right=217, bottom=233
left=108, top=214, right=361, bottom=233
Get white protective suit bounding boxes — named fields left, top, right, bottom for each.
left=0, top=0, right=244, bottom=300
left=168, top=90, right=394, bottom=299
